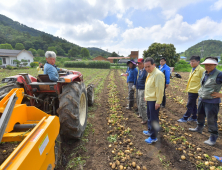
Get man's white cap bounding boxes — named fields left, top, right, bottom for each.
left=201, top=58, right=218, bottom=65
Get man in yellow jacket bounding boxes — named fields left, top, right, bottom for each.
left=178, top=56, right=205, bottom=122
left=143, top=57, right=165, bottom=144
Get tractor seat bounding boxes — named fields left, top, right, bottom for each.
left=37, top=74, right=53, bottom=82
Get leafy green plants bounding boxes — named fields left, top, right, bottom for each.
left=107, top=134, right=118, bottom=143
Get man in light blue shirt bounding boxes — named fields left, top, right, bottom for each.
left=159, top=57, right=171, bottom=107
left=44, top=51, right=63, bottom=82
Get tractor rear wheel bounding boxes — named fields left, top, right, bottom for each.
left=57, top=82, right=88, bottom=139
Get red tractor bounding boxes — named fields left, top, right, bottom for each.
left=0, top=70, right=94, bottom=139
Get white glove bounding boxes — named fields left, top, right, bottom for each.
left=132, top=85, right=136, bottom=90
left=121, top=73, right=124, bottom=76
left=62, top=69, right=68, bottom=72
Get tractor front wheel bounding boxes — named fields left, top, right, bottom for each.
left=87, top=84, right=94, bottom=106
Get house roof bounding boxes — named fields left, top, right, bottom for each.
left=107, top=57, right=130, bottom=59
left=93, top=56, right=108, bottom=59
left=0, top=49, right=33, bottom=57
left=118, top=59, right=138, bottom=63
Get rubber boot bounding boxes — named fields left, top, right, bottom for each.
left=126, top=101, right=134, bottom=110
left=189, top=126, right=203, bottom=134
left=204, top=134, right=218, bottom=146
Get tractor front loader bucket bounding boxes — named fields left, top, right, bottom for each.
left=0, top=88, right=60, bottom=170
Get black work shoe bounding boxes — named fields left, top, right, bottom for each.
left=189, top=127, right=203, bottom=134
left=134, top=108, right=138, bottom=112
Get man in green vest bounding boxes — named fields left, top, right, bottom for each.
left=178, top=56, right=205, bottom=122
left=189, top=57, right=222, bottom=146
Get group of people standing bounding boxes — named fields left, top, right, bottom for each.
left=123, top=56, right=221, bottom=146
left=178, top=56, right=222, bottom=146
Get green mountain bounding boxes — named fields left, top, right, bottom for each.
left=0, top=14, right=111, bottom=58
left=184, top=40, right=222, bottom=59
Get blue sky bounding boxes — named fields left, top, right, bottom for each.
left=0, top=0, right=222, bottom=57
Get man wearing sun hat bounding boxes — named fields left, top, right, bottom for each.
left=136, top=58, right=148, bottom=124
left=189, top=57, right=222, bottom=146
left=126, top=59, right=138, bottom=110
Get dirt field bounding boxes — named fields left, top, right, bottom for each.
left=1, top=69, right=222, bottom=169
left=54, top=70, right=222, bottom=170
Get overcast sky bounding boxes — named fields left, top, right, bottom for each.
left=1, top=0, right=222, bottom=57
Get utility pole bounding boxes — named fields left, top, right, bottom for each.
left=200, top=42, right=204, bottom=58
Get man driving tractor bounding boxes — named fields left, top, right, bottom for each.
left=44, top=51, right=66, bottom=81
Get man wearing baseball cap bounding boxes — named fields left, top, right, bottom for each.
left=126, top=59, right=138, bottom=110
left=189, top=57, right=222, bottom=146
left=136, top=58, right=148, bottom=124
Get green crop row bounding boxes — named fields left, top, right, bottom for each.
left=64, top=61, right=110, bottom=69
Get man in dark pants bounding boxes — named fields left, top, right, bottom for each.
left=159, top=57, right=170, bottom=108
left=142, top=57, right=165, bottom=144
left=136, top=58, right=148, bottom=124
left=189, top=57, right=222, bottom=146
left=178, top=56, right=205, bottom=122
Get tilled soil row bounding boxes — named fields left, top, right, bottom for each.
left=56, top=70, right=111, bottom=170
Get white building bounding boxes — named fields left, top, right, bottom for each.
left=0, top=49, right=34, bottom=67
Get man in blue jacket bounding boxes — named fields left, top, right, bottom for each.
left=159, top=57, right=171, bottom=107
left=126, top=59, right=138, bottom=110
left=44, top=51, right=65, bottom=81
left=136, top=58, right=148, bottom=124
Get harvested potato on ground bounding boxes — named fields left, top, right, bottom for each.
left=209, top=161, right=214, bottom=166
left=132, top=162, right=136, bottom=167
left=197, top=156, right=202, bottom=160
left=188, top=153, right=194, bottom=157
left=181, top=155, right=186, bottom=160
left=212, top=157, right=217, bottom=161
left=112, top=163, right=116, bottom=169
left=177, top=148, right=182, bottom=151
left=119, top=165, right=124, bottom=170
left=197, top=148, right=202, bottom=152
left=136, top=165, right=141, bottom=170
left=142, top=166, right=147, bottom=170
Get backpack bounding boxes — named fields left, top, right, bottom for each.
left=175, top=72, right=182, bottom=78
